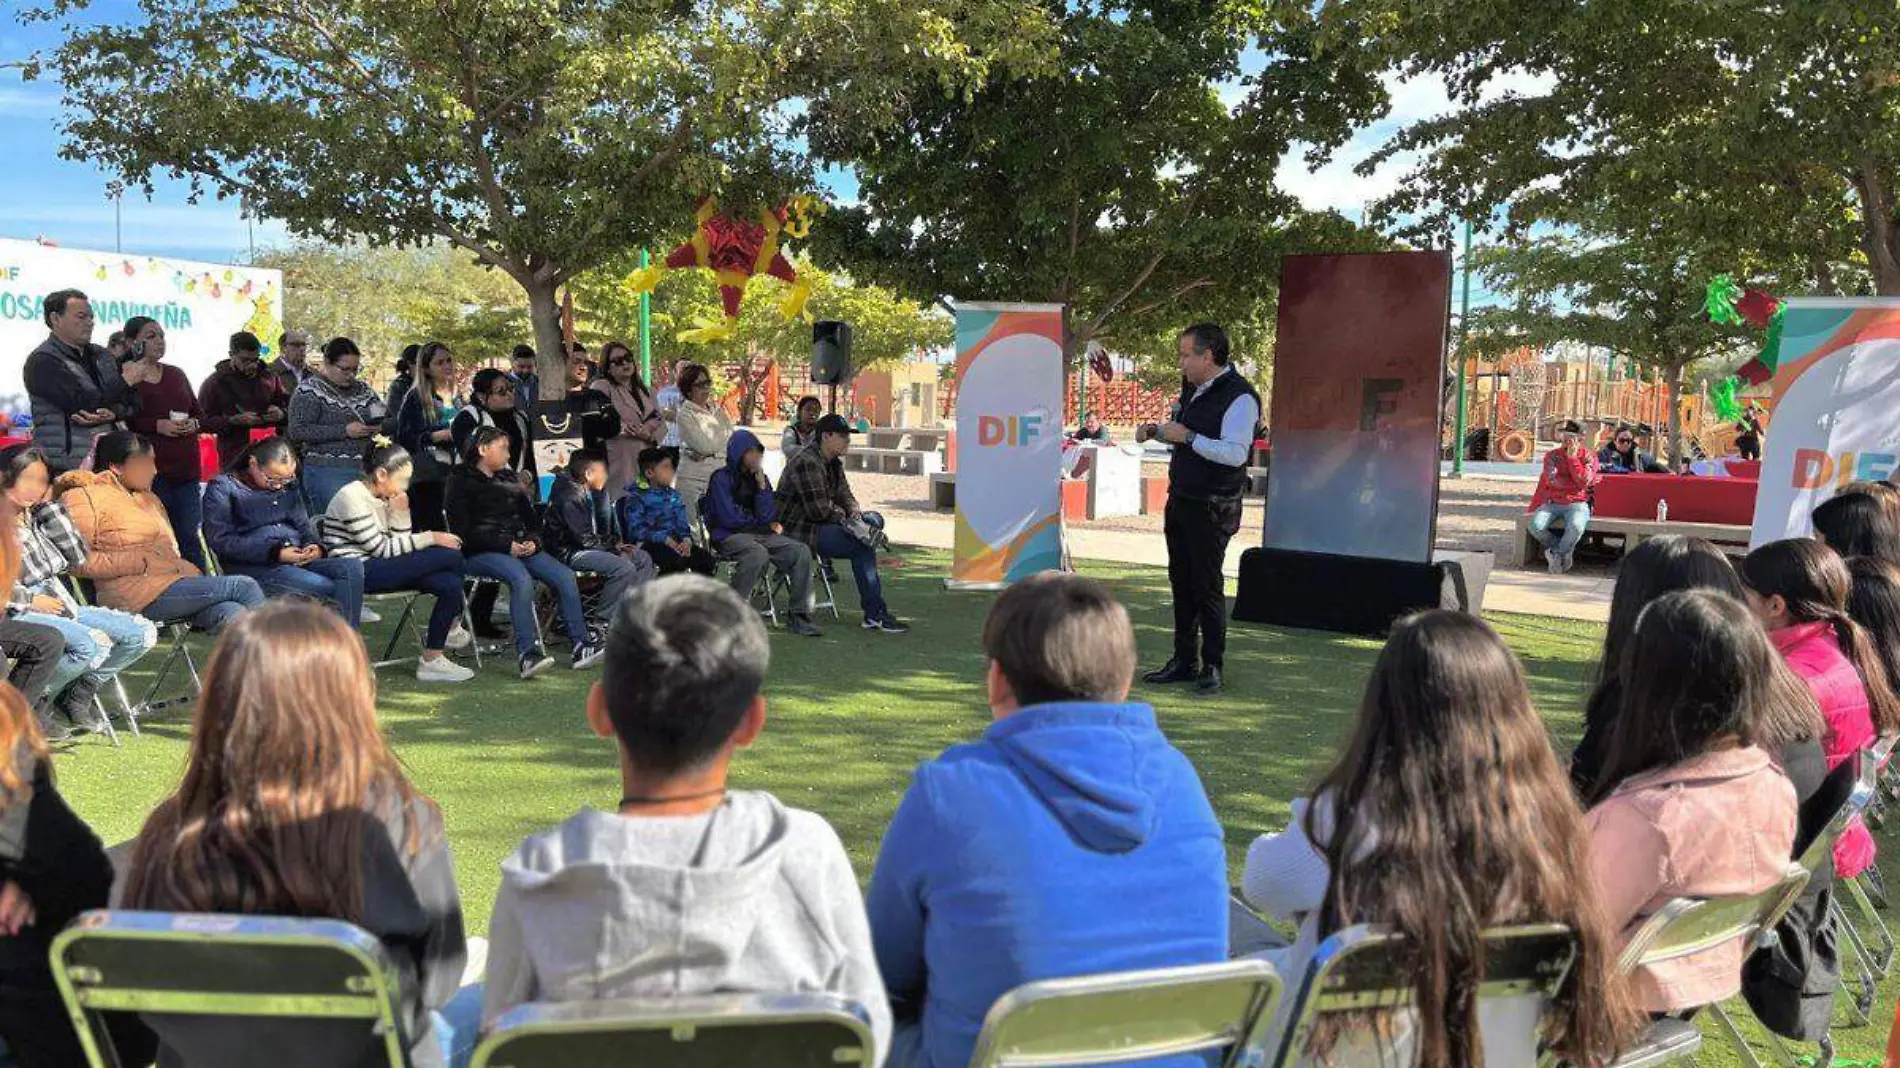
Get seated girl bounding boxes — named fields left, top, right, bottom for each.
left=445, top=427, right=601, bottom=680
left=121, top=602, right=475, bottom=1068
left=4, top=445, right=157, bottom=740
left=1585, top=589, right=1800, bottom=1014
left=57, top=432, right=265, bottom=635
left=321, top=442, right=474, bottom=684
left=202, top=437, right=365, bottom=627
left=1241, top=610, right=1632, bottom=1067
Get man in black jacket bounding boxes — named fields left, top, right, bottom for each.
left=1136, top=324, right=1259, bottom=695
left=541, top=450, right=654, bottom=630
left=23, top=289, right=138, bottom=473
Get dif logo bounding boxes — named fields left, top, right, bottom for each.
left=1793, top=448, right=1897, bottom=489
left=978, top=413, right=1044, bottom=447
left=0, top=267, right=18, bottom=282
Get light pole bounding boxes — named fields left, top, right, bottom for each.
left=637, top=248, right=653, bottom=383
left=1450, top=218, right=1473, bottom=478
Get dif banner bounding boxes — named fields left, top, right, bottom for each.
left=0, top=238, right=283, bottom=419
left=1751, top=299, right=1900, bottom=546
left=949, top=302, right=1066, bottom=587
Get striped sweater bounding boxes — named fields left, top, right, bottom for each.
left=320, top=480, right=432, bottom=559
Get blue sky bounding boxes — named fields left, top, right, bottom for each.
left=1, top=7, right=1506, bottom=300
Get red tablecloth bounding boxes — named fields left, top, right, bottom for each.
left=1592, top=473, right=1759, bottom=525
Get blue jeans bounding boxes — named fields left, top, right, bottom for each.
left=152, top=475, right=205, bottom=571
left=432, top=982, right=484, bottom=1068
left=1528, top=501, right=1590, bottom=557
left=301, top=464, right=357, bottom=515
left=227, top=556, right=366, bottom=625
left=464, top=551, right=587, bottom=657
left=811, top=511, right=887, bottom=619
left=140, top=575, right=266, bottom=633
left=14, top=604, right=157, bottom=704
left=568, top=548, right=653, bottom=626
left=362, top=547, right=467, bottom=650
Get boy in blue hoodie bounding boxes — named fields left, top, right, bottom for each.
left=616, top=447, right=714, bottom=576
left=866, top=573, right=1228, bottom=1068
left=704, top=429, right=822, bottom=637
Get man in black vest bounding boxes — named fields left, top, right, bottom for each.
left=1136, top=323, right=1260, bottom=694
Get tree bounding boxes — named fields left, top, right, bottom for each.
left=23, top=0, right=1054, bottom=383
left=804, top=0, right=1390, bottom=372
left=253, top=242, right=527, bottom=382
left=569, top=253, right=951, bottom=423
left=1324, top=0, right=1893, bottom=292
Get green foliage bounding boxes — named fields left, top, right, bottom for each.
left=22, top=0, right=1056, bottom=374
left=253, top=242, right=527, bottom=382
left=804, top=0, right=1391, bottom=374
left=1324, top=0, right=1896, bottom=293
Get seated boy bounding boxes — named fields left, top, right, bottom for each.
left=867, top=573, right=1228, bottom=1068
left=542, top=449, right=656, bottom=631
left=482, top=575, right=892, bottom=1062
left=617, top=447, right=716, bottom=577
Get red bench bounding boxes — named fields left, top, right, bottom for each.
left=1592, top=473, right=1758, bottom=525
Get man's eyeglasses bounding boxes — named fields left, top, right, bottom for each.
left=1615, top=437, right=1634, bottom=445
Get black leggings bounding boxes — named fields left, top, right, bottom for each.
left=644, top=541, right=717, bottom=576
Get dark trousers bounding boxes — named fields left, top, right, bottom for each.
left=362, top=547, right=467, bottom=650
left=0, top=619, right=65, bottom=709
left=410, top=479, right=447, bottom=533
left=151, top=474, right=205, bottom=571
left=1164, top=495, right=1238, bottom=669
left=644, top=541, right=717, bottom=577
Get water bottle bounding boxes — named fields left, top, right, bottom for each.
left=1656, top=498, right=1669, bottom=523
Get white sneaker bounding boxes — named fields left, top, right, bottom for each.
left=416, top=656, right=475, bottom=684
left=445, top=624, right=473, bottom=651
left=1546, top=553, right=1563, bottom=575
left=359, top=605, right=382, bottom=624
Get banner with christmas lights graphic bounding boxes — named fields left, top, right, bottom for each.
left=0, top=238, right=282, bottom=417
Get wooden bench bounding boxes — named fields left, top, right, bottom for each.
left=930, top=472, right=957, bottom=510
left=844, top=446, right=945, bottom=476
left=1514, top=514, right=1753, bottom=567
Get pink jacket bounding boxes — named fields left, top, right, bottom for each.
left=1772, top=621, right=1877, bottom=877
left=1586, top=745, right=1797, bottom=1013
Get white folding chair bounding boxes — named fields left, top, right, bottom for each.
left=970, top=958, right=1281, bottom=1068
left=364, top=590, right=426, bottom=670
left=1613, top=864, right=1811, bottom=1068
left=459, top=575, right=542, bottom=670
left=696, top=496, right=784, bottom=627
left=471, top=992, right=875, bottom=1068
left=50, top=910, right=411, bottom=1068
left=1272, top=923, right=1580, bottom=1068
left=1835, top=739, right=1896, bottom=979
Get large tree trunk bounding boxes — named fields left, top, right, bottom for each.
left=1852, top=159, right=1900, bottom=295
left=523, top=275, right=567, bottom=385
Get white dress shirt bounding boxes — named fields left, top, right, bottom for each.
left=1184, top=367, right=1258, bottom=468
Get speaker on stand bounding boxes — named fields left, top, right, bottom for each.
left=812, top=320, right=853, bottom=414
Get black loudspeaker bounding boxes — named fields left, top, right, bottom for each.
left=812, top=320, right=853, bottom=385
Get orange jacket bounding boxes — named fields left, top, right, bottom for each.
left=54, top=469, right=201, bottom=613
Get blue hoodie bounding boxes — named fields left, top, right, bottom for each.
left=865, top=702, right=1228, bottom=1068
left=703, top=429, right=778, bottom=544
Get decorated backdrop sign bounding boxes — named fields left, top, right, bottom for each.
left=0, top=238, right=283, bottom=419
left=949, top=302, right=1066, bottom=587
left=1750, top=298, right=1900, bottom=546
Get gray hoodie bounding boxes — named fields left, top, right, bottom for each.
left=484, top=791, right=890, bottom=1063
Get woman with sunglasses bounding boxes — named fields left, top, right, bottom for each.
left=589, top=341, right=663, bottom=502
left=1596, top=425, right=1668, bottom=474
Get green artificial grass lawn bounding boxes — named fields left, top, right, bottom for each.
left=48, top=546, right=1897, bottom=1065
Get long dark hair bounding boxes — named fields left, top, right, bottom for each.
left=1308, top=611, right=1633, bottom=1067
left=122, top=602, right=436, bottom=924
left=1846, top=557, right=1900, bottom=708
left=1813, top=490, right=1900, bottom=565
left=93, top=431, right=154, bottom=471
left=1590, top=589, right=1791, bottom=810
left=1741, top=538, right=1900, bottom=735
left=600, top=341, right=652, bottom=405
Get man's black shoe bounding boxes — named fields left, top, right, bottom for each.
left=1142, top=659, right=1198, bottom=685
left=1195, top=666, right=1223, bottom=694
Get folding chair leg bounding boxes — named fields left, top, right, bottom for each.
left=111, top=677, right=140, bottom=737
left=1841, top=874, right=1895, bottom=976
left=1831, top=900, right=1876, bottom=1025
left=371, top=594, right=423, bottom=670
left=90, top=697, right=120, bottom=748
left=1708, top=1003, right=1770, bottom=1068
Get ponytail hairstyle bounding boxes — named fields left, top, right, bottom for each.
left=361, top=441, right=413, bottom=478
left=1308, top=611, right=1635, bottom=1067
left=463, top=424, right=509, bottom=468
left=1742, top=538, right=1900, bottom=734
left=1845, top=557, right=1900, bottom=707
left=227, top=434, right=298, bottom=477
